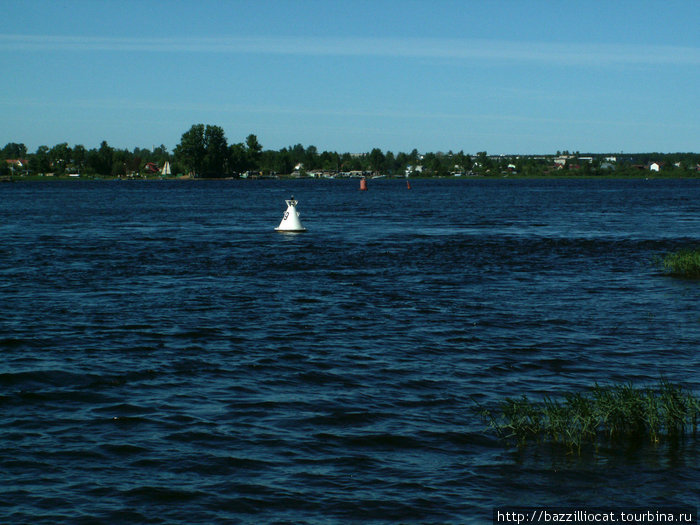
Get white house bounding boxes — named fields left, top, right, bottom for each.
left=650, top=162, right=661, bottom=172
left=405, top=165, right=423, bottom=176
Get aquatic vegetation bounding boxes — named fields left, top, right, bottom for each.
left=659, top=248, right=700, bottom=278
left=479, top=381, right=699, bottom=454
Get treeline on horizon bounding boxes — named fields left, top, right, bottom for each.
left=2, top=123, right=699, bottom=178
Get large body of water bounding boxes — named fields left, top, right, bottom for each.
left=1, top=178, right=698, bottom=523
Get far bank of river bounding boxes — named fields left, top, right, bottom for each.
left=4, top=172, right=700, bottom=183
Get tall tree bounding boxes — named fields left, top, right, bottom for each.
left=369, top=148, right=385, bottom=173
left=109, top=148, right=127, bottom=177
left=463, top=153, right=473, bottom=172
left=395, top=152, right=409, bottom=173
left=453, top=150, right=466, bottom=173
left=93, top=140, right=114, bottom=175
left=384, top=151, right=396, bottom=174
left=475, top=151, right=491, bottom=173
left=175, top=124, right=206, bottom=176
left=3, top=142, right=27, bottom=158
left=289, top=144, right=306, bottom=168
left=204, top=125, right=228, bottom=175
left=320, top=150, right=340, bottom=171
left=49, top=143, right=71, bottom=175
left=152, top=144, right=170, bottom=163
left=304, top=145, right=318, bottom=169
left=245, top=134, right=262, bottom=171
left=30, top=145, right=51, bottom=174
left=271, top=147, right=292, bottom=174
left=229, top=143, right=248, bottom=174
left=72, top=145, right=86, bottom=172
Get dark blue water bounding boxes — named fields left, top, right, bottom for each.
left=1, top=178, right=698, bottom=523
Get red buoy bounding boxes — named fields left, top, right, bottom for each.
left=407, top=180, right=412, bottom=190
left=359, top=178, right=367, bottom=191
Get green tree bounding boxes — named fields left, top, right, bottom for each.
left=452, top=151, right=465, bottom=174
left=89, top=140, right=114, bottom=176
left=175, top=124, right=206, bottom=176
left=395, top=152, right=409, bottom=174
left=245, top=134, right=263, bottom=171
left=384, top=151, right=396, bottom=175
left=152, top=144, right=170, bottom=164
left=266, top=147, right=292, bottom=175
left=3, top=142, right=27, bottom=159
left=288, top=144, right=306, bottom=169
left=72, top=144, right=87, bottom=173
left=475, top=151, right=492, bottom=174
left=320, top=150, right=340, bottom=171
left=369, top=148, right=385, bottom=173
left=345, top=154, right=363, bottom=172
left=304, top=145, right=318, bottom=169
left=204, top=125, right=228, bottom=175
left=111, top=149, right=130, bottom=177
left=30, top=145, right=51, bottom=174
left=229, top=143, right=248, bottom=174
left=49, top=142, right=71, bottom=175
left=408, top=148, right=420, bottom=166
left=422, top=152, right=447, bottom=176
left=422, top=152, right=435, bottom=175
left=464, top=154, right=473, bottom=172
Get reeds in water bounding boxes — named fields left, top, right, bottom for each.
left=479, top=381, right=699, bottom=454
left=659, top=248, right=700, bottom=278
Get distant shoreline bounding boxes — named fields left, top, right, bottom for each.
left=4, top=173, right=700, bottom=183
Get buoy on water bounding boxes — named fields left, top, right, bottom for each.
left=275, top=196, right=307, bottom=232
left=407, top=180, right=412, bottom=190
left=359, top=177, right=368, bottom=191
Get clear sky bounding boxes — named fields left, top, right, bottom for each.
left=2, top=0, right=698, bottom=155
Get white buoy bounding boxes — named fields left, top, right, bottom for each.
left=275, top=196, right=307, bottom=232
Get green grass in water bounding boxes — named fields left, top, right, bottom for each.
left=479, top=381, right=699, bottom=454
left=659, top=248, right=700, bottom=278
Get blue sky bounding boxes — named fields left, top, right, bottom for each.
left=2, top=0, right=698, bottom=154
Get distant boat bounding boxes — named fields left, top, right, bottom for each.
left=161, top=161, right=171, bottom=177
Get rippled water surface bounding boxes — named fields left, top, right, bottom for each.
left=1, top=178, right=699, bottom=523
